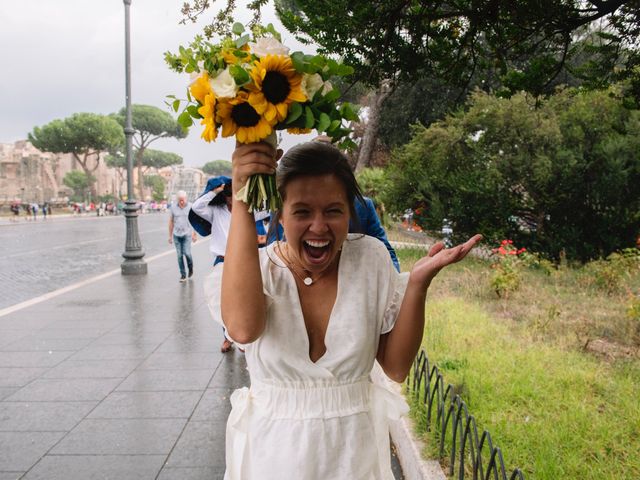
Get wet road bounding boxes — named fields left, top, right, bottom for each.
left=0, top=213, right=173, bottom=309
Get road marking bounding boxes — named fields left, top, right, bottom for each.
left=0, top=241, right=207, bottom=319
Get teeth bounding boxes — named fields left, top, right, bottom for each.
left=305, top=240, right=330, bottom=248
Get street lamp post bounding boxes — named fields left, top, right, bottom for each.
left=121, top=0, right=147, bottom=275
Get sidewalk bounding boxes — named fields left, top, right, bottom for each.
left=0, top=241, right=418, bottom=479
left=0, top=241, right=243, bottom=479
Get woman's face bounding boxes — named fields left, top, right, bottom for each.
left=280, top=174, right=350, bottom=274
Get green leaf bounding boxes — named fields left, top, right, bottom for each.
left=317, top=113, right=331, bottom=133
left=291, top=52, right=306, bottom=73
left=178, top=111, right=194, bottom=128
left=304, top=106, right=315, bottom=129
left=286, top=102, right=303, bottom=124
left=337, top=64, right=354, bottom=76
left=328, top=119, right=342, bottom=132
left=186, top=105, right=202, bottom=119
left=323, top=89, right=341, bottom=103
left=229, top=65, right=251, bottom=85
left=172, top=99, right=180, bottom=113
left=338, top=137, right=357, bottom=152
left=325, top=59, right=340, bottom=76
left=232, top=22, right=245, bottom=35
left=341, top=103, right=360, bottom=122
left=235, top=34, right=251, bottom=49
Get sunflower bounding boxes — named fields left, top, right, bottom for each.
left=221, top=45, right=250, bottom=65
left=216, top=91, right=273, bottom=143
left=197, top=93, right=217, bottom=142
left=190, top=72, right=212, bottom=104
left=248, top=55, right=307, bottom=124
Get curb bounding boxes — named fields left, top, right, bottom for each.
left=372, top=363, right=447, bottom=480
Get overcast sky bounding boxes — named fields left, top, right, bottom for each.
left=0, top=0, right=316, bottom=167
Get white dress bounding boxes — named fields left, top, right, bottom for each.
left=205, top=234, right=409, bottom=479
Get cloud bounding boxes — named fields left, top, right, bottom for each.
left=0, top=0, right=317, bottom=166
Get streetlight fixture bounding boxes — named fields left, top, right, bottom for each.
left=121, top=0, right=147, bottom=275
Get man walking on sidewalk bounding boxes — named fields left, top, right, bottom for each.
left=169, top=190, right=197, bottom=282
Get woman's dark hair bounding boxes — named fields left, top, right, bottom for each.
left=269, top=141, right=364, bottom=240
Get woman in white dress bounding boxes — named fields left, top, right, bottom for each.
left=218, top=140, right=481, bottom=479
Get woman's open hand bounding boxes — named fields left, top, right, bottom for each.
left=409, top=234, right=483, bottom=288
left=231, top=142, right=279, bottom=196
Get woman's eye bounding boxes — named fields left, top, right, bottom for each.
left=293, top=210, right=309, bottom=216
left=327, top=209, right=343, bottom=215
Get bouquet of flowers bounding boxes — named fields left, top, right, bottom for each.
left=165, top=23, right=359, bottom=212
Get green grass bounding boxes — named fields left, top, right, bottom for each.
left=397, top=248, right=640, bottom=479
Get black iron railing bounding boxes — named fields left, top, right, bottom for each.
left=406, top=349, right=526, bottom=480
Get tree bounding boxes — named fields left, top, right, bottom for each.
left=111, top=104, right=187, bottom=198
left=63, top=170, right=95, bottom=202
left=106, top=148, right=182, bottom=198
left=143, top=175, right=167, bottom=202
left=29, top=113, right=124, bottom=196
left=383, top=87, right=640, bottom=261
left=178, top=1, right=640, bottom=167
left=202, top=159, right=232, bottom=176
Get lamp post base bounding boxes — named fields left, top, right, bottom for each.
left=121, top=199, right=147, bottom=275
left=121, top=258, right=148, bottom=275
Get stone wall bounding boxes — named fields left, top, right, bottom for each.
left=0, top=141, right=120, bottom=204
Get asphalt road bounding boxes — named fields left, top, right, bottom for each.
left=0, top=213, right=175, bottom=310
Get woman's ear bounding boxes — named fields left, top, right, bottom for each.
left=276, top=148, right=284, bottom=161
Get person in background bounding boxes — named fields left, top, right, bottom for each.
left=353, top=196, right=400, bottom=272
left=191, top=175, right=276, bottom=353
left=168, top=190, right=197, bottom=282
left=190, top=176, right=236, bottom=353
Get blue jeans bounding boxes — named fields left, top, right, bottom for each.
left=173, top=234, right=193, bottom=277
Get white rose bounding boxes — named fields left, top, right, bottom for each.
left=209, top=68, right=238, bottom=98
left=188, top=62, right=206, bottom=82
left=301, top=73, right=324, bottom=100
left=321, top=81, right=333, bottom=96
left=248, top=37, right=290, bottom=57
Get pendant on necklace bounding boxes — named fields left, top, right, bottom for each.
left=303, top=277, right=313, bottom=286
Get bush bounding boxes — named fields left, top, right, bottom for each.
left=490, top=240, right=527, bottom=298
left=581, top=248, right=640, bottom=294
left=383, top=88, right=640, bottom=261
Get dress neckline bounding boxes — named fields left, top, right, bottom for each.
left=268, top=240, right=347, bottom=365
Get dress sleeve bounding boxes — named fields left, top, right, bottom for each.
left=380, top=258, right=409, bottom=335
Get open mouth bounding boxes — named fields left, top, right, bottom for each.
left=302, top=239, right=331, bottom=264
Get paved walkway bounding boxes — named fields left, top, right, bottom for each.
left=0, top=241, right=404, bottom=479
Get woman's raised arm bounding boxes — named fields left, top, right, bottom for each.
left=221, top=142, right=279, bottom=344
left=377, top=234, right=483, bottom=382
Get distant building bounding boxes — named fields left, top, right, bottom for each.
left=0, top=141, right=122, bottom=205
left=166, top=166, right=206, bottom=202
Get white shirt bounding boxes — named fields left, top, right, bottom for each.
left=191, top=190, right=272, bottom=259
left=190, top=190, right=231, bottom=258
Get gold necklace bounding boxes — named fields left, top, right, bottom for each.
left=276, top=242, right=324, bottom=286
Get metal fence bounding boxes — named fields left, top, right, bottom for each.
left=406, top=349, right=526, bottom=480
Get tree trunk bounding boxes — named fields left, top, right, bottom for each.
left=355, top=80, right=393, bottom=173
left=136, top=147, right=145, bottom=200
left=73, top=152, right=100, bottom=200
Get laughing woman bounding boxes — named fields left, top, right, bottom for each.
left=218, top=140, right=481, bottom=479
